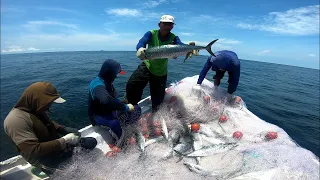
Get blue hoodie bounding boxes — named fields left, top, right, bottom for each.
left=88, top=59, right=128, bottom=125
left=197, top=50, right=240, bottom=94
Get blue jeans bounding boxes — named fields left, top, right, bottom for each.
left=94, top=112, right=122, bottom=138
left=94, top=106, right=142, bottom=138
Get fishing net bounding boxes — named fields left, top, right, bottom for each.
left=51, top=75, right=319, bottom=180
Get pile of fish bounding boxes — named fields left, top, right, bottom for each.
left=121, top=75, right=319, bottom=179
left=51, top=75, right=319, bottom=180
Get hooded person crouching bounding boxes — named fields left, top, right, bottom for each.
left=3, top=82, right=97, bottom=174
left=88, top=59, right=141, bottom=146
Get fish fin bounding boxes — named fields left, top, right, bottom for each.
left=183, top=52, right=193, bottom=63
left=205, top=39, right=219, bottom=57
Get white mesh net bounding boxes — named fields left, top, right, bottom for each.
left=51, top=75, right=319, bottom=180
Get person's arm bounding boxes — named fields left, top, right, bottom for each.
left=52, top=121, right=80, bottom=136
left=5, top=117, right=66, bottom=158
left=51, top=121, right=63, bottom=129
left=136, top=31, right=152, bottom=50
left=197, top=56, right=212, bottom=84
left=93, top=86, right=128, bottom=111
left=227, top=60, right=240, bottom=94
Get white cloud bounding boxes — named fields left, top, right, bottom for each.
left=27, top=47, right=40, bottom=51
left=1, top=45, right=40, bottom=53
left=261, top=50, right=271, bottom=53
left=257, top=50, right=271, bottom=55
left=308, top=54, right=316, bottom=57
left=180, top=32, right=194, bottom=36
left=189, top=14, right=221, bottom=23
left=237, top=5, right=320, bottom=35
left=1, top=45, right=25, bottom=53
left=188, top=38, right=241, bottom=52
left=219, top=38, right=242, bottom=44
left=191, top=38, right=242, bottom=52
left=24, top=20, right=79, bottom=29
left=143, top=0, right=167, bottom=8
left=0, top=7, right=24, bottom=14
left=1, top=32, right=141, bottom=53
left=36, top=7, right=80, bottom=14
left=106, top=8, right=142, bottom=17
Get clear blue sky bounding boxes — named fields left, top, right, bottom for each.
left=1, top=0, right=319, bottom=69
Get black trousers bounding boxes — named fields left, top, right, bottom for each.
left=126, top=62, right=167, bottom=111
left=213, top=70, right=232, bottom=86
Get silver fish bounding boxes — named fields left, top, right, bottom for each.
left=159, top=114, right=169, bottom=140
left=187, top=143, right=238, bottom=157
left=183, top=162, right=219, bottom=177
left=135, top=131, right=146, bottom=152
left=144, top=39, right=219, bottom=62
left=144, top=136, right=164, bottom=147
left=173, top=143, right=193, bottom=155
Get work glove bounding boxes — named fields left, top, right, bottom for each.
left=192, top=84, right=202, bottom=91
left=125, top=103, right=135, bottom=112
left=59, top=126, right=81, bottom=137
left=62, top=133, right=80, bottom=145
left=188, top=42, right=196, bottom=58
left=136, top=47, right=146, bottom=60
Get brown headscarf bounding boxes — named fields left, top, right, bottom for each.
left=14, top=82, right=63, bottom=141
left=10, top=82, right=66, bottom=166
left=15, top=82, right=61, bottom=115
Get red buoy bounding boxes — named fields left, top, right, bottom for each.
left=128, top=137, right=136, bottom=144
left=108, top=144, right=115, bottom=149
left=165, top=87, right=172, bottom=94
left=142, top=126, right=149, bottom=134
left=153, top=120, right=161, bottom=128
left=143, top=133, right=149, bottom=139
left=169, top=96, right=177, bottom=103
left=190, top=123, right=200, bottom=132
left=233, top=131, right=243, bottom=139
left=112, top=146, right=120, bottom=153
left=219, top=115, right=228, bottom=123
left=145, top=113, right=151, bottom=118
left=106, top=151, right=117, bottom=157
left=154, top=128, right=162, bottom=136
left=235, top=96, right=242, bottom=103
left=265, top=131, right=278, bottom=140
left=203, top=95, right=211, bottom=103
left=212, top=106, right=220, bottom=113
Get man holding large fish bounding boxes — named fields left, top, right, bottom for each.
left=125, top=14, right=196, bottom=113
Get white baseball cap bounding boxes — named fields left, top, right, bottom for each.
left=160, top=15, right=175, bottom=23
left=54, top=97, right=66, bottom=103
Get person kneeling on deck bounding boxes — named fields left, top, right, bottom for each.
left=88, top=59, right=142, bottom=147
left=194, top=50, right=241, bottom=103
left=3, top=82, right=97, bottom=175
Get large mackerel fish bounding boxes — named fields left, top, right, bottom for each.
left=144, top=39, right=219, bottom=62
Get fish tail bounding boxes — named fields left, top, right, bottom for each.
left=205, top=39, right=219, bottom=57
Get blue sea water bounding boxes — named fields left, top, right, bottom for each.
left=1, top=51, right=319, bottom=161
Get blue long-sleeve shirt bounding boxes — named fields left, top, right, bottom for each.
left=197, top=50, right=240, bottom=94
left=136, top=30, right=184, bottom=50
left=88, top=77, right=128, bottom=116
